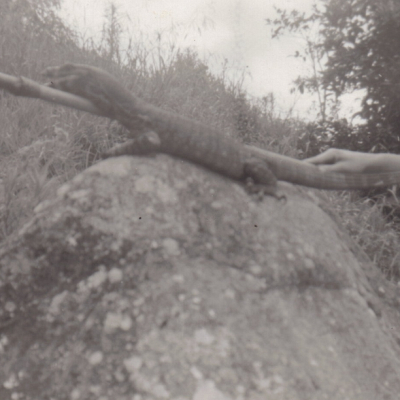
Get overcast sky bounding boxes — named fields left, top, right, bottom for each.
left=58, top=0, right=361, bottom=119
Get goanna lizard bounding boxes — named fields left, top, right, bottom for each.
left=43, top=64, right=400, bottom=196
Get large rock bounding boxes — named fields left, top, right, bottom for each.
left=1, top=154, right=400, bottom=400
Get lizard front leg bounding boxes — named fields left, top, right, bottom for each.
left=102, top=130, right=162, bottom=158
left=244, top=158, right=285, bottom=201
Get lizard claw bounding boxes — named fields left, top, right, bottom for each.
left=245, top=177, right=284, bottom=201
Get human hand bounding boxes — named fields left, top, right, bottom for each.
left=304, top=148, right=381, bottom=173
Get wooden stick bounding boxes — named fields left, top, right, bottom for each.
left=0, top=71, right=102, bottom=116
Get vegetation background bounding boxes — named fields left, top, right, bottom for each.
left=1, top=0, right=400, bottom=280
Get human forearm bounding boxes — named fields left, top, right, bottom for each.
left=305, top=149, right=400, bottom=174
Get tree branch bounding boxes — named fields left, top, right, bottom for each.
left=0, top=71, right=102, bottom=116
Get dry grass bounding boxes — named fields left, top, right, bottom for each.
left=320, top=190, right=400, bottom=280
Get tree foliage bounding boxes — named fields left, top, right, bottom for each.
left=321, top=0, right=400, bottom=132
left=267, top=0, right=400, bottom=153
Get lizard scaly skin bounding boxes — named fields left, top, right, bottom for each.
left=43, top=64, right=400, bottom=193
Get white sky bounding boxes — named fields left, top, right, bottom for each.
left=58, top=0, right=362, bottom=120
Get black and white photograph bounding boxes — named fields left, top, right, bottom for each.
left=1, top=0, right=400, bottom=399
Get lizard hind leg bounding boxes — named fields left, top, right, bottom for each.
left=243, top=159, right=285, bottom=201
